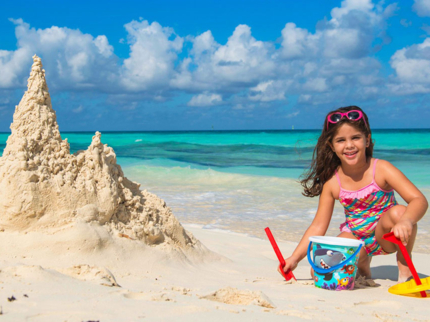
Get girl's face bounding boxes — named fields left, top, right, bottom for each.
left=331, top=123, right=370, bottom=166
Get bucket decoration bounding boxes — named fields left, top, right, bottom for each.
left=307, top=236, right=364, bottom=291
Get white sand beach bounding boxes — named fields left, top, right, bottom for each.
left=0, top=56, right=429, bottom=322
left=0, top=224, right=429, bottom=321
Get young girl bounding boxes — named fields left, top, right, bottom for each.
left=281, top=106, right=428, bottom=282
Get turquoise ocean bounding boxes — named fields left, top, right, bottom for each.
left=1, top=129, right=429, bottom=253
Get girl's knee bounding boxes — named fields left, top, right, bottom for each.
left=384, top=205, right=406, bottom=224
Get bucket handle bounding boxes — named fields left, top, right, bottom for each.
left=307, top=241, right=363, bottom=274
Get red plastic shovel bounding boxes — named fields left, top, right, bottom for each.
left=265, top=227, right=296, bottom=281
left=382, top=232, right=427, bottom=298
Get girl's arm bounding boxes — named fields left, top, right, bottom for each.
left=281, top=181, right=335, bottom=274
left=379, top=160, right=429, bottom=244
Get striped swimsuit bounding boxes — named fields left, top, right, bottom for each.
left=337, top=159, right=397, bottom=256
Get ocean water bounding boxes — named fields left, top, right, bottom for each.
left=1, top=129, right=429, bottom=253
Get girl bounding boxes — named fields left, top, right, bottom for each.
left=281, top=106, right=428, bottom=282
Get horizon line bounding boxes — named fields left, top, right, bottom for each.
left=1, top=128, right=430, bottom=134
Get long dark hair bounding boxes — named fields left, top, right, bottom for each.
left=300, top=106, right=373, bottom=197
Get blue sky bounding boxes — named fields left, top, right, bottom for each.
left=1, top=0, right=430, bottom=131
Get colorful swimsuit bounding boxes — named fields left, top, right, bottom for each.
left=337, top=159, right=397, bottom=256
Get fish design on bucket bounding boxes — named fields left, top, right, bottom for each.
left=313, top=245, right=345, bottom=281
left=338, top=277, right=349, bottom=287
left=341, top=264, right=355, bottom=275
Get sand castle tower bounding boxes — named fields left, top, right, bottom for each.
left=0, top=55, right=198, bottom=249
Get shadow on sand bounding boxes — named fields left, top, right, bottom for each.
left=372, top=265, right=429, bottom=281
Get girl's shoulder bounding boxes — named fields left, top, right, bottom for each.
left=323, top=172, right=340, bottom=200
left=374, top=158, right=396, bottom=173
left=374, top=158, right=397, bottom=190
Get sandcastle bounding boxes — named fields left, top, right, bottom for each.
left=0, top=55, right=198, bottom=249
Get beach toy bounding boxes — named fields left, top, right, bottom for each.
left=383, top=232, right=429, bottom=298
left=264, top=227, right=296, bottom=281
left=307, top=236, right=363, bottom=291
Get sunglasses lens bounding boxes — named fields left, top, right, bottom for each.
left=347, top=111, right=360, bottom=120
left=329, top=113, right=342, bottom=122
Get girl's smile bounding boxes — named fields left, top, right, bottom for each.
left=344, top=151, right=358, bottom=159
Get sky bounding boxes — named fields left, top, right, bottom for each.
left=1, top=0, right=430, bottom=131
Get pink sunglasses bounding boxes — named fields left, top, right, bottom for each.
left=326, top=110, right=367, bottom=130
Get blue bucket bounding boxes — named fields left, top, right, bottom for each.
left=307, top=236, right=364, bottom=291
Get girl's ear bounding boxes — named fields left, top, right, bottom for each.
left=366, top=134, right=371, bottom=147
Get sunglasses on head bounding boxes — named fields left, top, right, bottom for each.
left=326, top=110, right=367, bottom=130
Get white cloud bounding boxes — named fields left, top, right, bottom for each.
left=187, top=93, right=222, bottom=107
left=191, top=30, right=217, bottom=56
left=176, top=0, right=392, bottom=104
left=323, top=28, right=369, bottom=59
left=120, top=20, right=183, bottom=91
left=280, top=23, right=318, bottom=59
left=413, top=0, right=430, bottom=17
left=175, top=25, right=276, bottom=92
left=94, top=35, right=114, bottom=57
left=0, top=19, right=117, bottom=90
left=0, top=0, right=399, bottom=109
left=279, top=0, right=385, bottom=61
left=249, top=80, right=288, bottom=102
left=391, top=38, right=430, bottom=82
left=330, top=0, right=375, bottom=21
left=303, top=78, right=328, bottom=92
left=382, top=28, right=430, bottom=96
left=387, top=83, right=430, bottom=95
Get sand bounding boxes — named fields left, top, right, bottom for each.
left=0, top=225, right=429, bottom=321
left=0, top=56, right=429, bottom=321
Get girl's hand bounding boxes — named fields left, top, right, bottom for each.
left=392, top=219, right=414, bottom=246
left=278, top=256, right=298, bottom=276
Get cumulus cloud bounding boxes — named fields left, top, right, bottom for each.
left=174, top=0, right=393, bottom=106
left=272, top=0, right=393, bottom=105
left=120, top=19, right=183, bottom=91
left=249, top=81, right=288, bottom=102
left=0, top=19, right=117, bottom=90
left=280, top=0, right=392, bottom=61
left=187, top=92, right=222, bottom=107
left=413, top=0, right=430, bottom=17
left=0, top=0, right=400, bottom=110
left=389, top=38, right=430, bottom=94
left=174, top=25, right=276, bottom=93
left=280, top=23, right=318, bottom=59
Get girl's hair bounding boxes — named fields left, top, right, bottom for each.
left=300, top=106, right=373, bottom=197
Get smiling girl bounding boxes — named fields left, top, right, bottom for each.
left=280, top=106, right=428, bottom=282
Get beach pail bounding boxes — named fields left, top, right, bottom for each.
left=307, top=236, right=364, bottom=291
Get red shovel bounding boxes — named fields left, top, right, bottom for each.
left=265, top=227, right=296, bottom=281
left=382, top=232, right=427, bottom=298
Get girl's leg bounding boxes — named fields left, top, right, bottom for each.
left=337, top=232, right=372, bottom=279
left=375, top=205, right=417, bottom=283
